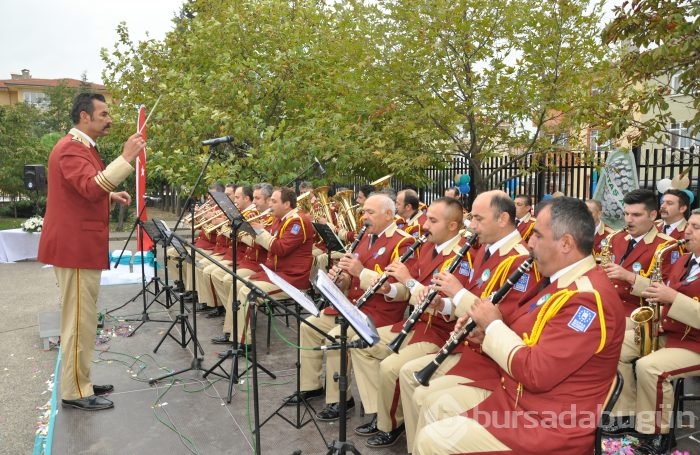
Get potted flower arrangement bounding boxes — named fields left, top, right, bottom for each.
left=21, top=215, right=43, bottom=233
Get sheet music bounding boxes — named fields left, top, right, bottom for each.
left=315, top=270, right=379, bottom=346
left=261, top=265, right=319, bottom=317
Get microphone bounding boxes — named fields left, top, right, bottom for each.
left=313, top=339, right=372, bottom=350
left=143, top=196, right=162, bottom=201
left=314, top=157, right=326, bottom=176
left=201, top=135, right=234, bottom=146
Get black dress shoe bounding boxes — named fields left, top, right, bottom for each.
left=194, top=303, right=207, bottom=311
left=283, top=388, right=324, bottom=406
left=316, top=397, right=355, bottom=421
left=211, top=333, right=232, bottom=344
left=600, top=415, right=635, bottom=434
left=217, top=344, right=253, bottom=358
left=633, top=433, right=670, bottom=454
left=62, top=395, right=114, bottom=411
left=354, top=414, right=378, bottom=436
left=366, top=424, right=405, bottom=448
left=206, top=307, right=225, bottom=318
left=93, top=384, right=114, bottom=396
left=183, top=291, right=196, bottom=302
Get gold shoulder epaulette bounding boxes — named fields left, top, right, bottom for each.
left=513, top=244, right=529, bottom=255
left=68, top=128, right=90, bottom=147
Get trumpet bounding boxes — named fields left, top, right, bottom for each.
left=245, top=208, right=273, bottom=224
left=413, top=255, right=535, bottom=386
left=355, top=233, right=429, bottom=309
left=183, top=200, right=216, bottom=224
left=386, top=231, right=478, bottom=354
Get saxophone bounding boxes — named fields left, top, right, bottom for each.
left=598, top=227, right=625, bottom=266
left=630, top=239, right=686, bottom=356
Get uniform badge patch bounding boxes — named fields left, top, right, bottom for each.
left=568, top=306, right=597, bottom=333
left=632, top=262, right=642, bottom=274
left=458, top=261, right=471, bottom=277
left=671, top=251, right=680, bottom=264
left=291, top=224, right=301, bottom=235
left=376, top=247, right=386, bottom=257
left=513, top=273, right=529, bottom=292
left=412, top=232, right=419, bottom=238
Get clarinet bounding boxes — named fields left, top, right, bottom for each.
left=413, top=255, right=535, bottom=386
left=386, top=232, right=478, bottom=353
left=354, top=232, right=429, bottom=310
left=332, top=223, right=369, bottom=284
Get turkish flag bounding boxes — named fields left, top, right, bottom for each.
left=136, top=106, right=154, bottom=251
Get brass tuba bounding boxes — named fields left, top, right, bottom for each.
left=314, top=185, right=336, bottom=227
left=332, top=189, right=359, bottom=233
left=630, top=239, right=686, bottom=356
left=371, top=174, right=393, bottom=189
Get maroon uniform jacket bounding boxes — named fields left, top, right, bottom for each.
left=516, top=218, right=536, bottom=243
left=389, top=237, right=471, bottom=346
left=593, top=222, right=614, bottom=257
left=323, top=223, right=414, bottom=328
left=464, top=258, right=625, bottom=454
left=249, top=210, right=314, bottom=289
left=447, top=235, right=541, bottom=378
left=38, top=129, right=133, bottom=269
left=656, top=218, right=688, bottom=241
left=661, top=254, right=700, bottom=352
left=607, top=228, right=677, bottom=315
left=403, top=210, right=428, bottom=238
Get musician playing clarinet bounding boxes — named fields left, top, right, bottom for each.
left=398, top=190, right=541, bottom=451
left=413, top=197, right=625, bottom=455
left=351, top=197, right=472, bottom=448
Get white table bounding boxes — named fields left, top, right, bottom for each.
left=0, top=228, right=41, bottom=263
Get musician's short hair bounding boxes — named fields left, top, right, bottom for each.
left=540, top=197, right=594, bottom=254
left=401, top=189, right=420, bottom=211
left=71, top=92, right=106, bottom=124
left=490, top=193, right=517, bottom=227
left=515, top=194, right=533, bottom=207
left=432, top=197, right=464, bottom=225
left=239, top=185, right=254, bottom=201
left=623, top=189, right=657, bottom=213
left=585, top=199, right=602, bottom=212
left=208, top=182, right=225, bottom=193
left=664, top=189, right=690, bottom=218
left=368, top=193, right=396, bottom=215
left=254, top=182, right=274, bottom=199
left=277, top=187, right=298, bottom=209
left=358, top=184, right=376, bottom=198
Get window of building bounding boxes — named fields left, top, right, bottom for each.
left=668, top=123, right=700, bottom=149
left=589, top=129, right=611, bottom=152
left=670, top=73, right=681, bottom=96
left=22, top=91, right=49, bottom=108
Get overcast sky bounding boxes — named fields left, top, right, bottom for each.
left=0, top=0, right=185, bottom=84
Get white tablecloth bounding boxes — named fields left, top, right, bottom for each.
left=0, top=229, right=41, bottom=263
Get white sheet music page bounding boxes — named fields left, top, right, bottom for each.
left=314, top=270, right=378, bottom=346
left=260, top=264, right=320, bottom=316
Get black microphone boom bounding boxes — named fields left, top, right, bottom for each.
left=201, top=135, right=234, bottom=146
left=314, top=157, right=326, bottom=175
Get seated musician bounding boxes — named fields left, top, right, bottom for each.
left=514, top=194, right=535, bottom=242
left=234, top=187, right=314, bottom=347
left=397, top=190, right=540, bottom=451
left=610, top=208, right=700, bottom=453
left=585, top=199, right=613, bottom=258
left=350, top=198, right=470, bottom=448
left=397, top=189, right=427, bottom=237
left=412, top=197, right=625, bottom=454
left=284, top=193, right=414, bottom=421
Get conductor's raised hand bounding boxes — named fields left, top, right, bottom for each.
left=122, top=133, right=146, bottom=163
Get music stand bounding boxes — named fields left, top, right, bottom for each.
left=314, top=270, right=379, bottom=455
left=313, top=222, right=346, bottom=273
left=256, top=265, right=331, bottom=448
left=149, top=229, right=206, bottom=382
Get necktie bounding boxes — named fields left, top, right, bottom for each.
left=618, top=239, right=637, bottom=264
left=515, top=218, right=521, bottom=226
left=683, top=258, right=699, bottom=281
left=663, top=224, right=671, bottom=234
left=482, top=248, right=492, bottom=264
left=538, top=277, right=551, bottom=291
left=432, top=248, right=439, bottom=259
left=369, top=234, right=378, bottom=248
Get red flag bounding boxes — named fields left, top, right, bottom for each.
left=136, top=106, right=154, bottom=251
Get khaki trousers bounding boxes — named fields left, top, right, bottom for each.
left=399, top=353, right=462, bottom=451
left=236, top=281, right=289, bottom=344
left=54, top=267, right=102, bottom=400
left=299, top=313, right=358, bottom=404
left=195, top=256, right=226, bottom=308
left=350, top=325, right=439, bottom=431
left=414, top=384, right=508, bottom=454
left=613, top=329, right=700, bottom=433
left=218, top=267, right=254, bottom=337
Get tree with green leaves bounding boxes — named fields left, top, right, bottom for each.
left=601, top=0, right=699, bottom=148
left=0, top=103, right=46, bottom=198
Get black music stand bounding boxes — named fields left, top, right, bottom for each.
left=149, top=230, right=207, bottom=383
left=313, top=222, right=346, bottom=273
left=108, top=218, right=175, bottom=335
left=256, top=265, right=332, bottom=449
left=312, top=271, right=379, bottom=455
left=201, top=191, right=274, bottom=402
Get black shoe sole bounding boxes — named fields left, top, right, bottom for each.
left=61, top=401, right=114, bottom=411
